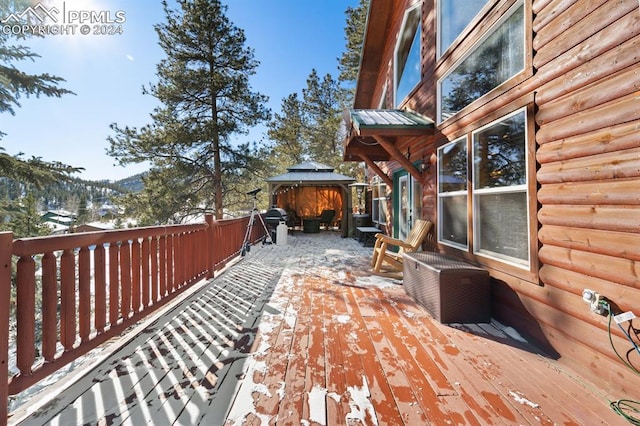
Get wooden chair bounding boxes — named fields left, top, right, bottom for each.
left=371, top=219, right=433, bottom=274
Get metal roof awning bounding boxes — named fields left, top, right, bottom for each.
left=343, top=109, right=435, bottom=187
left=343, top=109, right=434, bottom=161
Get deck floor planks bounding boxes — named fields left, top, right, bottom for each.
left=368, top=293, right=474, bottom=425
left=388, top=288, right=569, bottom=424
left=323, top=281, right=357, bottom=424
left=459, top=323, right=622, bottom=425
left=387, top=302, right=519, bottom=425
left=353, top=285, right=434, bottom=424
left=276, top=274, right=312, bottom=425
left=382, top=287, right=534, bottom=425
left=341, top=287, right=405, bottom=425
left=442, top=322, right=621, bottom=425
left=305, top=276, right=330, bottom=425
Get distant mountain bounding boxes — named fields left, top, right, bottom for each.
left=0, top=173, right=145, bottom=210
left=113, top=173, right=145, bottom=193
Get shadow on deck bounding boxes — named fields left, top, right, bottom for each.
left=9, top=232, right=625, bottom=425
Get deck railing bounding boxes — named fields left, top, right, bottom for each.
left=0, top=214, right=265, bottom=424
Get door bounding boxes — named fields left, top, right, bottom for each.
left=396, top=172, right=423, bottom=240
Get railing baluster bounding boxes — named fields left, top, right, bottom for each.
left=131, top=239, right=141, bottom=313
left=78, top=246, right=91, bottom=342
left=16, top=255, right=35, bottom=376
left=60, top=249, right=76, bottom=351
left=109, top=243, right=119, bottom=326
left=174, top=233, right=183, bottom=288
left=41, top=252, right=57, bottom=361
left=141, top=238, right=150, bottom=308
left=94, top=244, right=106, bottom=333
left=151, top=237, right=159, bottom=303
left=159, top=236, right=166, bottom=298
left=167, top=235, right=174, bottom=293
left=120, top=241, right=131, bottom=319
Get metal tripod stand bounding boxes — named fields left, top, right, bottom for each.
left=241, top=188, right=272, bottom=256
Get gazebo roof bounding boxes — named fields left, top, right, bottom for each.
left=266, top=161, right=355, bottom=185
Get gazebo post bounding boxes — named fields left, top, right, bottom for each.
left=342, top=184, right=352, bottom=238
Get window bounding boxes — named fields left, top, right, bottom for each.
left=437, top=108, right=530, bottom=268
left=395, top=3, right=421, bottom=106
left=438, top=0, right=489, bottom=57
left=437, top=137, right=468, bottom=248
left=472, top=108, right=528, bottom=266
left=439, top=1, right=524, bottom=122
left=371, top=178, right=388, bottom=226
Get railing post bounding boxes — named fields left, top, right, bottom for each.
left=205, top=214, right=214, bottom=278
left=1, top=232, right=12, bottom=426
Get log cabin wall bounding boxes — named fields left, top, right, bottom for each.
left=356, top=0, right=640, bottom=395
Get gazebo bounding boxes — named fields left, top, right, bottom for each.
left=266, top=161, right=355, bottom=237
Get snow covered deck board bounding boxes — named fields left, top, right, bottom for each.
left=10, top=233, right=626, bottom=425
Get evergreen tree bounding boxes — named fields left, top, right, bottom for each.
left=265, top=93, right=306, bottom=170
left=302, top=69, right=347, bottom=165
left=108, top=0, right=270, bottom=220
left=0, top=193, right=50, bottom=238
left=76, top=195, right=89, bottom=225
left=338, top=0, right=369, bottom=93
left=0, top=1, right=81, bottom=188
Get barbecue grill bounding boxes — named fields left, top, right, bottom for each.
left=264, top=208, right=288, bottom=242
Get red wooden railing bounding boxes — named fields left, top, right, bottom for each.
left=0, top=214, right=265, bottom=424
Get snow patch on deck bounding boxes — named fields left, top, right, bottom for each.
left=354, top=275, right=399, bottom=288
left=307, top=385, right=328, bottom=425
left=346, top=375, right=378, bottom=425
left=509, top=390, right=540, bottom=408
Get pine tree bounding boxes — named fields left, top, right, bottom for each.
left=338, top=0, right=369, bottom=100
left=108, top=0, right=270, bottom=220
left=302, top=69, right=347, bottom=165
left=266, top=93, right=306, bottom=170
left=0, top=1, right=81, bottom=188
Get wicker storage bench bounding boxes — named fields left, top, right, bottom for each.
left=402, top=252, right=490, bottom=323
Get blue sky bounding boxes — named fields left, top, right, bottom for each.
left=1, top=0, right=357, bottom=181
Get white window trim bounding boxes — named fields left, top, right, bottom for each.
left=471, top=107, right=530, bottom=269
left=437, top=137, right=469, bottom=250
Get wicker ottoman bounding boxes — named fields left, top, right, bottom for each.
left=403, top=252, right=490, bottom=323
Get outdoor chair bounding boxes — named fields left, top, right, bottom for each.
left=371, top=219, right=433, bottom=274
left=317, top=209, right=336, bottom=230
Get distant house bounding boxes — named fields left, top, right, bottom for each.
left=41, top=210, right=76, bottom=234
left=343, top=0, right=640, bottom=394
left=41, top=209, right=75, bottom=226
left=72, top=222, right=112, bottom=233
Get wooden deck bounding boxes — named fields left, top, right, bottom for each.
left=9, top=232, right=629, bottom=425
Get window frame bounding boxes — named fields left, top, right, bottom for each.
left=437, top=136, right=469, bottom=250
left=471, top=107, right=530, bottom=268
left=437, top=0, right=491, bottom=59
left=394, top=2, right=422, bottom=107
left=436, top=102, right=539, bottom=283
left=436, top=0, right=526, bottom=124
left=371, top=177, right=388, bottom=227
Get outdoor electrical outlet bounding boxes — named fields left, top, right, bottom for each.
left=582, top=289, right=607, bottom=315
